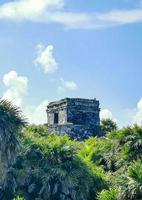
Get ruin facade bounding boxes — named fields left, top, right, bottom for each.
left=46, top=98, right=100, bottom=140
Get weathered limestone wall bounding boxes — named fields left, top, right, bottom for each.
left=67, top=108, right=100, bottom=126
left=48, top=124, right=101, bottom=140
left=47, top=109, right=67, bottom=125
left=47, top=98, right=100, bottom=139
left=47, top=98, right=100, bottom=125
left=59, top=109, right=67, bottom=124
left=47, top=99, right=67, bottom=125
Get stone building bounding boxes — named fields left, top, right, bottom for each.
left=46, top=98, right=100, bottom=140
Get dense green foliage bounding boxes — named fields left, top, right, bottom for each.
left=13, top=197, right=25, bottom=200
left=0, top=100, right=27, bottom=199
left=101, top=119, right=117, bottom=135
left=0, top=100, right=142, bottom=200
left=0, top=99, right=27, bottom=164
left=10, top=127, right=106, bottom=200
left=97, top=189, right=118, bottom=200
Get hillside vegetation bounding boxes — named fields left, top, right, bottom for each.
left=0, top=100, right=142, bottom=200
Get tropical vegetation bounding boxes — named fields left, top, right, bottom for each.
left=0, top=99, right=141, bottom=200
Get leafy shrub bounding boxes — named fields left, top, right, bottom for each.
left=97, top=189, right=118, bottom=200
left=101, top=119, right=117, bottom=135
left=13, top=196, right=25, bottom=200
left=1, top=101, right=142, bottom=200
left=11, top=129, right=106, bottom=200
left=117, top=160, right=142, bottom=200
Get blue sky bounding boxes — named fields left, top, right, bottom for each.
left=0, top=0, right=142, bottom=126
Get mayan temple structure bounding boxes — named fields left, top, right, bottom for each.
left=46, top=98, right=100, bottom=140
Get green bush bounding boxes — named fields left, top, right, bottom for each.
left=117, top=160, right=142, bottom=200
left=1, top=101, right=142, bottom=200
left=13, top=196, right=25, bottom=200
left=12, top=129, right=106, bottom=200
left=97, top=189, right=118, bottom=200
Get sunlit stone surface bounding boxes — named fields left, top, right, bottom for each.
left=47, top=98, right=100, bottom=140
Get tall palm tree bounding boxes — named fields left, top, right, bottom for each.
left=0, top=99, right=27, bottom=199
left=0, top=99, right=27, bottom=183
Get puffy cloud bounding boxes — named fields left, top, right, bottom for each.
left=60, top=78, right=78, bottom=90
left=2, top=71, right=28, bottom=107
left=100, top=108, right=118, bottom=123
left=24, top=100, right=49, bottom=124
left=133, top=98, right=142, bottom=125
left=57, top=78, right=78, bottom=94
left=137, top=98, right=142, bottom=109
left=100, top=109, right=113, bottom=120
left=1, top=0, right=142, bottom=29
left=35, top=44, right=58, bottom=74
left=0, top=0, right=64, bottom=20
left=2, top=70, right=48, bottom=124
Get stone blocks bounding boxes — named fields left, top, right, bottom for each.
left=46, top=98, right=100, bottom=139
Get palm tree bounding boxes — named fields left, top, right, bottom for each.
left=0, top=99, right=27, bottom=133
left=0, top=99, right=27, bottom=189
left=14, top=133, right=96, bottom=200
left=116, top=160, right=142, bottom=200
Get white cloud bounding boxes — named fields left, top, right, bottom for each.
left=46, top=8, right=142, bottom=29
left=97, top=9, right=142, bottom=25
left=2, top=70, right=48, bottom=124
left=0, top=0, right=64, bottom=20
left=100, top=108, right=118, bottom=123
left=1, top=0, right=142, bottom=29
left=57, top=78, right=78, bottom=94
left=133, top=98, right=142, bottom=125
left=137, top=98, right=142, bottom=109
left=24, top=100, right=49, bottom=124
left=60, top=78, right=78, bottom=90
left=35, top=44, right=58, bottom=74
left=100, top=109, right=113, bottom=120
left=2, top=70, right=28, bottom=107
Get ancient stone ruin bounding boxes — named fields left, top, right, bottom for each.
left=46, top=98, right=100, bottom=140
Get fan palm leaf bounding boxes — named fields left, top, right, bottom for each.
left=0, top=99, right=27, bottom=164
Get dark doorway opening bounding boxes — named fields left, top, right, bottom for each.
left=54, top=113, right=59, bottom=124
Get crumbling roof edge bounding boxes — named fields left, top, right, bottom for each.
left=47, top=97, right=99, bottom=108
